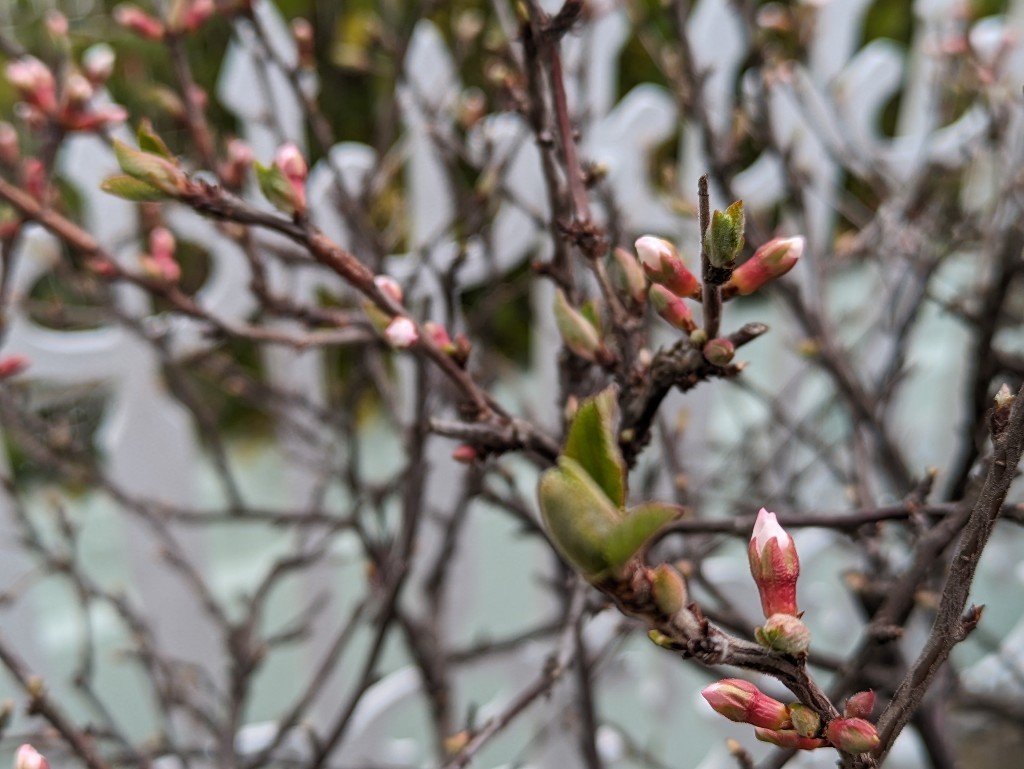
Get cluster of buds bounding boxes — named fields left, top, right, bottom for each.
left=115, top=0, right=217, bottom=39
left=4, top=52, right=127, bottom=133
left=138, top=227, right=181, bottom=284
left=701, top=509, right=881, bottom=755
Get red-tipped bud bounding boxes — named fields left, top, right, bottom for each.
left=5, top=57, right=58, bottom=114
left=701, top=679, right=791, bottom=730
left=451, top=444, right=478, bottom=464
left=21, top=158, right=47, bottom=202
left=140, top=227, right=180, bottom=283
left=649, top=284, right=696, bottom=332
left=182, top=0, right=216, bottom=31
left=384, top=316, right=418, bottom=348
left=703, top=337, right=735, bottom=366
left=635, top=236, right=700, bottom=299
left=422, top=321, right=453, bottom=350
left=0, top=355, right=30, bottom=379
left=15, top=745, right=49, bottom=769
left=756, top=613, right=810, bottom=655
left=726, top=236, right=803, bottom=296
left=754, top=728, right=827, bottom=750
left=114, top=5, right=167, bottom=40
left=844, top=690, right=876, bottom=719
left=825, top=717, right=880, bottom=754
left=373, top=275, right=403, bottom=305
left=748, top=508, right=800, bottom=618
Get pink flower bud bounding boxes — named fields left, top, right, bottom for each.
left=63, top=73, right=94, bottom=108
left=825, top=717, right=880, bottom=754
left=635, top=236, right=701, bottom=299
left=843, top=690, right=875, bottom=719
left=754, top=728, right=826, bottom=750
left=726, top=236, right=803, bottom=296
left=0, top=355, right=30, bottom=379
left=701, top=679, right=791, bottom=730
left=423, top=321, right=452, bottom=350
left=274, top=143, right=308, bottom=213
left=648, top=284, right=695, bottom=332
left=703, top=337, right=735, bottom=366
left=748, top=508, right=800, bottom=618
left=384, top=316, right=418, bottom=348
left=451, top=444, right=478, bottom=464
left=15, top=745, right=49, bottom=769
left=291, top=18, right=316, bottom=69
left=45, top=11, right=69, bottom=39
left=149, top=227, right=176, bottom=262
left=182, top=0, right=216, bottom=31
left=5, top=57, right=58, bottom=114
left=0, top=122, right=19, bottom=166
left=373, top=275, right=404, bottom=304
left=141, top=227, right=180, bottom=283
left=115, top=5, right=166, bottom=40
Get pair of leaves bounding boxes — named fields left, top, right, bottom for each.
left=101, top=121, right=185, bottom=201
left=538, top=388, right=679, bottom=579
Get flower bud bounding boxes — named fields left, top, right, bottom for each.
left=114, top=4, right=166, bottom=40
left=725, top=236, right=803, bottom=296
left=650, top=563, right=687, bottom=616
left=15, top=745, right=49, bottom=769
left=635, top=236, right=700, bottom=299
left=754, top=728, right=826, bottom=750
left=451, top=444, right=478, bottom=464
left=63, top=73, right=95, bottom=109
left=701, top=679, right=791, bottom=730
left=291, top=18, right=316, bottom=69
left=608, top=247, right=647, bottom=311
left=788, top=703, right=821, bottom=738
left=648, top=284, right=696, bottom=332
left=702, top=337, right=735, bottom=366
left=748, top=508, right=800, bottom=618
left=0, top=122, right=19, bottom=166
left=373, top=275, right=403, bottom=305
left=384, top=316, right=418, bottom=348
left=82, top=44, right=117, bottom=85
left=182, top=0, right=216, bottom=32
left=705, top=200, right=745, bottom=269
left=554, top=289, right=604, bottom=364
left=755, top=613, right=810, bottom=655
left=5, top=57, right=57, bottom=114
left=843, top=690, right=875, bottom=719
left=274, top=143, right=308, bottom=213
left=423, top=321, right=453, bottom=350
left=0, top=355, right=30, bottom=379
left=825, top=717, right=880, bottom=754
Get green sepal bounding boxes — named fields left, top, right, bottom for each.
left=562, top=388, right=626, bottom=507
left=538, top=456, right=622, bottom=577
left=602, top=501, right=681, bottom=571
left=705, top=199, right=745, bottom=268
left=254, top=160, right=297, bottom=215
left=136, top=119, right=174, bottom=159
left=100, top=175, right=169, bottom=201
left=112, top=139, right=185, bottom=194
left=553, top=289, right=601, bottom=362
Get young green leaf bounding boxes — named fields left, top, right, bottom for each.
left=100, top=174, right=168, bottom=201
left=602, top=501, right=681, bottom=571
left=562, top=387, right=626, bottom=507
left=136, top=119, right=174, bottom=159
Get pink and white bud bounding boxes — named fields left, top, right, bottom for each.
left=648, top=284, right=695, bottom=332
left=373, top=275, right=404, bottom=304
left=423, top=321, right=453, bottom=350
left=5, top=57, right=58, bottom=113
left=114, top=5, right=166, bottom=40
left=843, top=690, right=875, bottom=719
left=701, top=679, right=791, bottom=730
left=82, top=44, right=117, bottom=85
left=748, top=508, right=800, bottom=618
left=141, top=227, right=180, bottom=283
left=726, top=236, right=803, bottom=296
left=45, top=11, right=70, bottom=39
left=635, top=236, right=700, bottom=299
left=825, top=717, right=880, bottom=754
left=384, top=316, right=418, bottom=348
left=274, top=143, right=308, bottom=213
left=15, top=745, right=49, bottom=769
left=0, top=355, right=30, bottom=379
left=63, top=73, right=95, bottom=107
left=0, top=122, right=19, bottom=166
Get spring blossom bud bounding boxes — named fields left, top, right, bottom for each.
left=701, top=679, right=791, bottom=730
left=748, top=508, right=800, bottom=618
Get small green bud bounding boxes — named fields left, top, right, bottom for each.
left=703, top=337, right=735, bottom=366
left=650, top=563, right=687, bottom=615
left=755, top=613, right=811, bottom=655
left=788, top=703, right=821, bottom=738
left=553, top=289, right=603, bottom=363
left=608, top=247, right=648, bottom=310
left=705, top=200, right=745, bottom=268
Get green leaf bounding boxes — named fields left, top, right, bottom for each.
left=602, top=501, right=681, bottom=571
left=705, top=199, right=745, bottom=268
left=136, top=119, right=174, bottom=159
left=254, top=160, right=297, bottom=215
left=538, top=456, right=622, bottom=577
left=100, top=175, right=169, bottom=201
left=563, top=387, right=626, bottom=507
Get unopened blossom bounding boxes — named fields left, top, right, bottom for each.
left=701, top=678, right=791, bottom=730
left=384, top=316, right=418, bottom=348
left=15, top=744, right=49, bottom=769
left=748, top=508, right=800, bottom=618
left=826, top=717, right=880, bottom=754
left=726, top=236, right=803, bottom=296
left=635, top=236, right=701, bottom=299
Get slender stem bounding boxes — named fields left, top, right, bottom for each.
left=698, top=175, right=722, bottom=338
